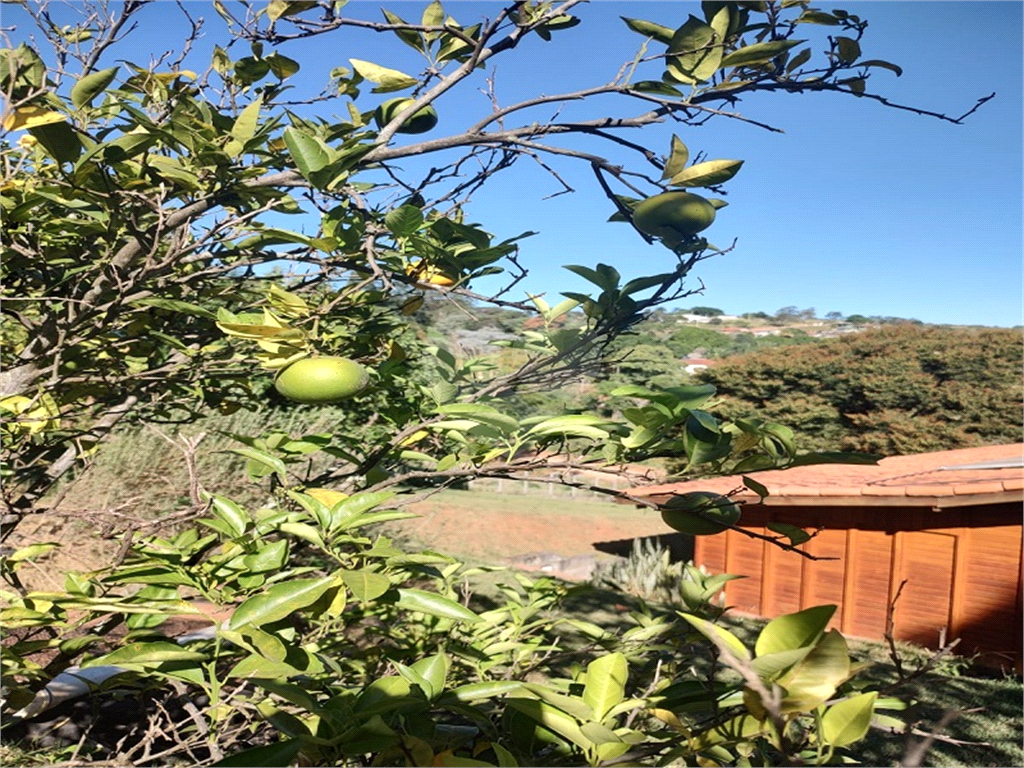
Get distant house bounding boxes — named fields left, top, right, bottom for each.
left=619, top=444, right=1024, bottom=670
left=683, top=358, right=715, bottom=375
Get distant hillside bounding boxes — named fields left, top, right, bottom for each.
left=407, top=297, right=1022, bottom=457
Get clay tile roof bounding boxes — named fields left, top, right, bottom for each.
left=627, top=443, right=1024, bottom=509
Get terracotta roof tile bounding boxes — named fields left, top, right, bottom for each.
left=953, top=480, right=1008, bottom=496
left=904, top=484, right=948, bottom=497
left=862, top=485, right=909, bottom=497
left=817, top=485, right=865, bottom=497
left=627, top=443, right=1024, bottom=505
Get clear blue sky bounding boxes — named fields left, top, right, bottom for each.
left=8, top=2, right=1022, bottom=326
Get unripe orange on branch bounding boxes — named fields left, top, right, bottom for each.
left=274, top=357, right=370, bottom=404
left=632, top=191, right=716, bottom=239
left=374, top=98, right=438, bottom=135
left=660, top=491, right=741, bottom=535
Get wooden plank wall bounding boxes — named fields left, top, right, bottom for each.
left=692, top=502, right=1023, bottom=669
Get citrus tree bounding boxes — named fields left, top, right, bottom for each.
left=1, top=2, right=982, bottom=765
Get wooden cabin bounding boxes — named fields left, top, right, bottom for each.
left=624, top=444, right=1023, bottom=670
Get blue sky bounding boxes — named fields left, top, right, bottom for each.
left=7, top=2, right=1022, bottom=326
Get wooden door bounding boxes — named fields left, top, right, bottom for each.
left=891, top=530, right=956, bottom=649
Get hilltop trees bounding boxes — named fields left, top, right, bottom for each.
left=699, top=325, right=1024, bottom=455
left=0, top=1, right=991, bottom=765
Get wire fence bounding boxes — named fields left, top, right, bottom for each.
left=465, top=473, right=631, bottom=501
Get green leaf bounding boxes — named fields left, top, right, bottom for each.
left=749, top=646, right=813, bottom=680
left=210, top=496, right=251, bottom=538
left=278, top=522, right=325, bottom=548
left=231, top=96, right=263, bottom=145
left=421, top=0, right=444, bottom=35
left=787, top=452, right=880, bottom=467
left=679, top=612, right=751, bottom=663
left=340, top=568, right=391, bottom=602
left=211, top=739, right=302, bottom=767
left=28, top=121, right=82, bottom=164
left=755, top=605, right=836, bottom=658
left=227, top=653, right=304, bottom=680
left=410, top=651, right=448, bottom=699
left=234, top=56, right=270, bottom=85
left=580, top=721, right=624, bottom=745
left=355, top=676, right=414, bottom=715
left=525, top=414, right=611, bottom=441
left=385, top=205, right=424, bottom=236
left=228, top=577, right=336, bottom=629
left=628, top=80, right=684, bottom=96
left=621, top=17, right=675, bottom=45
left=665, top=15, right=721, bottom=84
left=621, top=272, right=677, bottom=296
left=835, top=36, right=861, bottom=65
left=89, top=641, right=206, bottom=667
left=349, top=58, right=418, bottom=93
left=266, top=0, right=318, bottom=21
left=212, top=45, right=232, bottom=75
left=821, top=692, right=878, bottom=747
left=785, top=47, right=812, bottom=73
left=382, top=9, right=424, bottom=51
left=720, top=39, right=803, bottom=68
left=796, top=10, right=840, bottom=25
left=437, top=403, right=519, bottom=435
left=583, top=653, right=628, bottom=722
left=283, top=126, right=331, bottom=178
left=396, top=588, right=480, bottom=623
left=858, top=59, right=903, bottom=77
left=442, top=680, right=523, bottom=702
left=266, top=52, right=300, bottom=79
left=778, top=630, right=850, bottom=711
left=229, top=447, right=287, bottom=478
left=766, top=521, right=811, bottom=546
left=71, top=66, right=119, bottom=108
left=243, top=540, right=289, bottom=573
left=742, top=475, right=769, bottom=499
left=661, top=134, right=689, bottom=181
left=564, top=263, right=618, bottom=291
left=506, top=698, right=590, bottom=750
left=669, top=159, right=743, bottom=188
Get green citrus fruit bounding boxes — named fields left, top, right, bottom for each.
left=274, top=357, right=370, bottom=404
left=660, top=491, right=741, bottom=536
left=374, top=98, right=439, bottom=135
left=632, top=191, right=717, bottom=239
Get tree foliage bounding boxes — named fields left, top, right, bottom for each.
left=698, top=325, right=1024, bottom=456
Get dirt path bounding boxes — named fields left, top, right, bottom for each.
left=396, top=490, right=671, bottom=567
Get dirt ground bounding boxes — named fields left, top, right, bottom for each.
left=396, top=489, right=671, bottom=565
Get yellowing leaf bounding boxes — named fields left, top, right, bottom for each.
left=349, top=58, right=418, bottom=92
left=305, top=488, right=349, bottom=507
left=3, top=107, right=66, bottom=132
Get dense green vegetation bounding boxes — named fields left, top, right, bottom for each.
left=699, top=324, right=1024, bottom=455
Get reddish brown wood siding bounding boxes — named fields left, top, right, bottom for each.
left=693, top=502, right=1022, bottom=670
